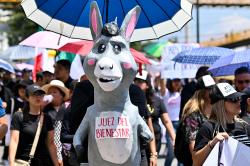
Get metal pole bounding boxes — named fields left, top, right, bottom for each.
left=196, top=0, right=200, bottom=43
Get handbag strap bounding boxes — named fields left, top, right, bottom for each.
left=28, top=112, right=44, bottom=163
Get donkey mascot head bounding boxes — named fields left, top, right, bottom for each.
left=73, top=2, right=152, bottom=166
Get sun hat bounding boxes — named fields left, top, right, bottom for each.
left=42, top=80, right=69, bottom=101
left=210, top=82, right=244, bottom=104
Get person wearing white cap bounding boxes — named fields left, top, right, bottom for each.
left=193, top=82, right=250, bottom=166
left=42, top=80, right=69, bottom=166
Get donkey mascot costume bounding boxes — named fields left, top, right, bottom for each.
left=73, top=1, right=153, bottom=166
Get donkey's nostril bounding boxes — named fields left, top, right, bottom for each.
left=110, top=65, right=113, bottom=69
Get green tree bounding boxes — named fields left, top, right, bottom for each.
left=6, top=6, right=38, bottom=46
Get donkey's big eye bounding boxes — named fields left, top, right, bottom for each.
left=98, top=44, right=106, bottom=53
left=113, top=44, right=121, bottom=54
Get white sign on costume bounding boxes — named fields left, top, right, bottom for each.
left=203, top=137, right=250, bottom=166
left=161, top=43, right=200, bottom=79
left=95, top=112, right=133, bottom=164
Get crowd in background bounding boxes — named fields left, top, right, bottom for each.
left=0, top=58, right=248, bottom=166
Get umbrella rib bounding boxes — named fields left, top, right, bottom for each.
left=134, top=0, right=158, bottom=37
left=44, top=0, right=72, bottom=30
left=119, top=0, right=126, bottom=20
left=170, top=0, right=192, bottom=17
left=152, top=0, right=179, bottom=30
left=69, top=0, right=89, bottom=38
left=22, top=0, right=49, bottom=18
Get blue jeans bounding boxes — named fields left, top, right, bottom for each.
left=164, top=121, right=183, bottom=166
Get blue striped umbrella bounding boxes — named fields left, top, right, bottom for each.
left=172, top=47, right=234, bottom=65
left=21, top=0, right=192, bottom=42
left=0, top=59, right=15, bottom=73
left=208, top=49, right=250, bottom=77
left=0, top=46, right=44, bottom=60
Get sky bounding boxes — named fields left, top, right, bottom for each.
left=161, top=6, right=250, bottom=44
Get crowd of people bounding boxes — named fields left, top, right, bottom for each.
left=0, top=58, right=249, bottom=166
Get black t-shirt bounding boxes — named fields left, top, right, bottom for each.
left=148, top=95, right=167, bottom=134
left=11, top=111, right=54, bottom=161
left=194, top=120, right=250, bottom=151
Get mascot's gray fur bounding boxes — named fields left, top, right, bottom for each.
left=73, top=1, right=153, bottom=166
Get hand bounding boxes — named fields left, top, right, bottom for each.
left=210, top=132, right=229, bottom=147
left=2, top=102, right=7, bottom=109
left=149, top=156, right=157, bottom=166
left=172, top=139, right=175, bottom=148
left=75, top=145, right=85, bottom=163
left=58, top=160, right=63, bottom=166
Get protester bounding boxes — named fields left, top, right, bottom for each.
left=43, top=71, right=54, bottom=84
left=241, top=87, right=250, bottom=124
left=2, top=70, right=16, bottom=91
left=193, top=83, right=250, bottom=166
left=54, top=60, right=74, bottom=89
left=234, top=67, right=250, bottom=92
left=9, top=84, right=58, bottom=166
left=234, top=67, right=250, bottom=117
left=8, top=81, right=27, bottom=113
left=35, top=72, right=44, bottom=87
left=21, top=68, right=33, bottom=85
left=140, top=74, right=176, bottom=156
left=179, top=66, right=211, bottom=120
left=176, top=75, right=215, bottom=166
left=42, top=80, right=70, bottom=166
left=160, top=78, right=182, bottom=166
left=0, top=81, right=13, bottom=164
left=59, top=82, right=76, bottom=166
left=0, top=99, right=8, bottom=140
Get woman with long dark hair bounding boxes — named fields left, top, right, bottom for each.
left=9, top=84, right=58, bottom=166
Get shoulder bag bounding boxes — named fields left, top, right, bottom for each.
left=14, top=113, right=44, bottom=166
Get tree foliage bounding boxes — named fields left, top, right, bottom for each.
left=6, top=6, right=38, bottom=46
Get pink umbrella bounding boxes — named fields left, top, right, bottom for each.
left=59, top=41, right=150, bottom=64
left=19, top=31, right=81, bottom=49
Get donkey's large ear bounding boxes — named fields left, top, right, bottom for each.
left=90, top=1, right=103, bottom=41
left=120, top=6, right=141, bottom=41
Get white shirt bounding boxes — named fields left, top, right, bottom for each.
left=163, top=90, right=181, bottom=121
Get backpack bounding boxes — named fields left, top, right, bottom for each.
left=174, top=121, right=192, bottom=165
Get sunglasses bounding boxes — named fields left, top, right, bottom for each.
left=225, top=96, right=241, bottom=103
left=237, top=80, right=250, bottom=84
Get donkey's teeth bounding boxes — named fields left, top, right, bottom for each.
left=99, top=78, right=114, bottom=82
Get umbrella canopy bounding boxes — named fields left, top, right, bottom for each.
left=59, top=40, right=93, bottom=55
left=59, top=40, right=150, bottom=64
left=21, top=0, right=192, bottom=42
left=0, top=59, right=15, bottom=73
left=172, top=47, right=234, bottom=65
left=0, top=45, right=44, bottom=60
left=143, top=41, right=170, bottom=58
left=208, top=49, right=250, bottom=77
left=20, top=31, right=81, bottom=49
left=14, top=63, right=34, bottom=71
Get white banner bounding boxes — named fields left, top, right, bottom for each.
left=161, top=43, right=200, bottom=79
left=204, top=137, right=250, bottom=166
